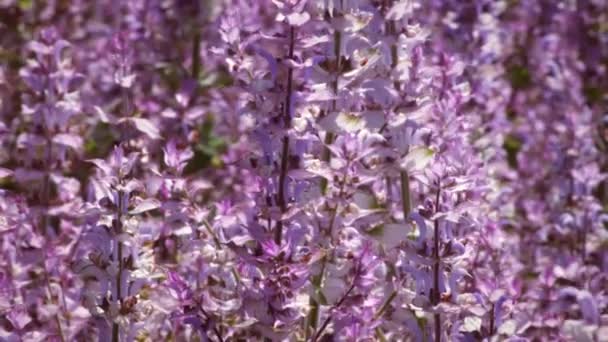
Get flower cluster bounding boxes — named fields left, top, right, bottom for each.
left=0, top=0, right=606, bottom=341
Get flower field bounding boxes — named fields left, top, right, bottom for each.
left=0, top=1, right=607, bottom=341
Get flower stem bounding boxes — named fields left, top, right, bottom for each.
left=374, top=170, right=410, bottom=322
left=40, top=136, right=66, bottom=342
left=400, top=171, right=411, bottom=218
left=374, top=290, right=397, bottom=319
left=191, top=30, right=201, bottom=79
left=275, top=25, right=296, bottom=244
left=311, top=275, right=356, bottom=342
left=309, top=12, right=343, bottom=334
left=489, top=303, right=495, bottom=336
left=306, top=164, right=348, bottom=338
left=44, top=267, right=66, bottom=342
left=320, top=24, right=342, bottom=194
left=112, top=190, right=124, bottom=342
left=274, top=136, right=290, bottom=244
left=431, top=184, right=442, bottom=342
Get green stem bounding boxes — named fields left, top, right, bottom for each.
left=375, top=328, right=388, bottom=342
left=305, top=256, right=324, bottom=339
left=374, top=170, right=410, bottom=324
left=306, top=165, right=348, bottom=337
left=202, top=219, right=222, bottom=250
left=374, top=290, right=397, bottom=319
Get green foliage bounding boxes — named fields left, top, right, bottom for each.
left=503, top=134, right=522, bottom=168
left=18, top=0, right=33, bottom=10
left=198, top=67, right=234, bottom=89
left=0, top=49, right=24, bottom=69
left=84, top=122, right=119, bottom=158
left=183, top=116, right=227, bottom=175
left=0, top=176, right=18, bottom=191
left=507, top=64, right=531, bottom=90
left=584, top=85, right=603, bottom=105
left=506, top=108, right=517, bottom=121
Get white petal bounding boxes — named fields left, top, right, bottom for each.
left=400, top=147, right=434, bottom=172
left=129, top=198, right=161, bottom=215
left=128, top=117, right=161, bottom=139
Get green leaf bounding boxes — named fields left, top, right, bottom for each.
left=507, top=64, right=531, bottom=90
